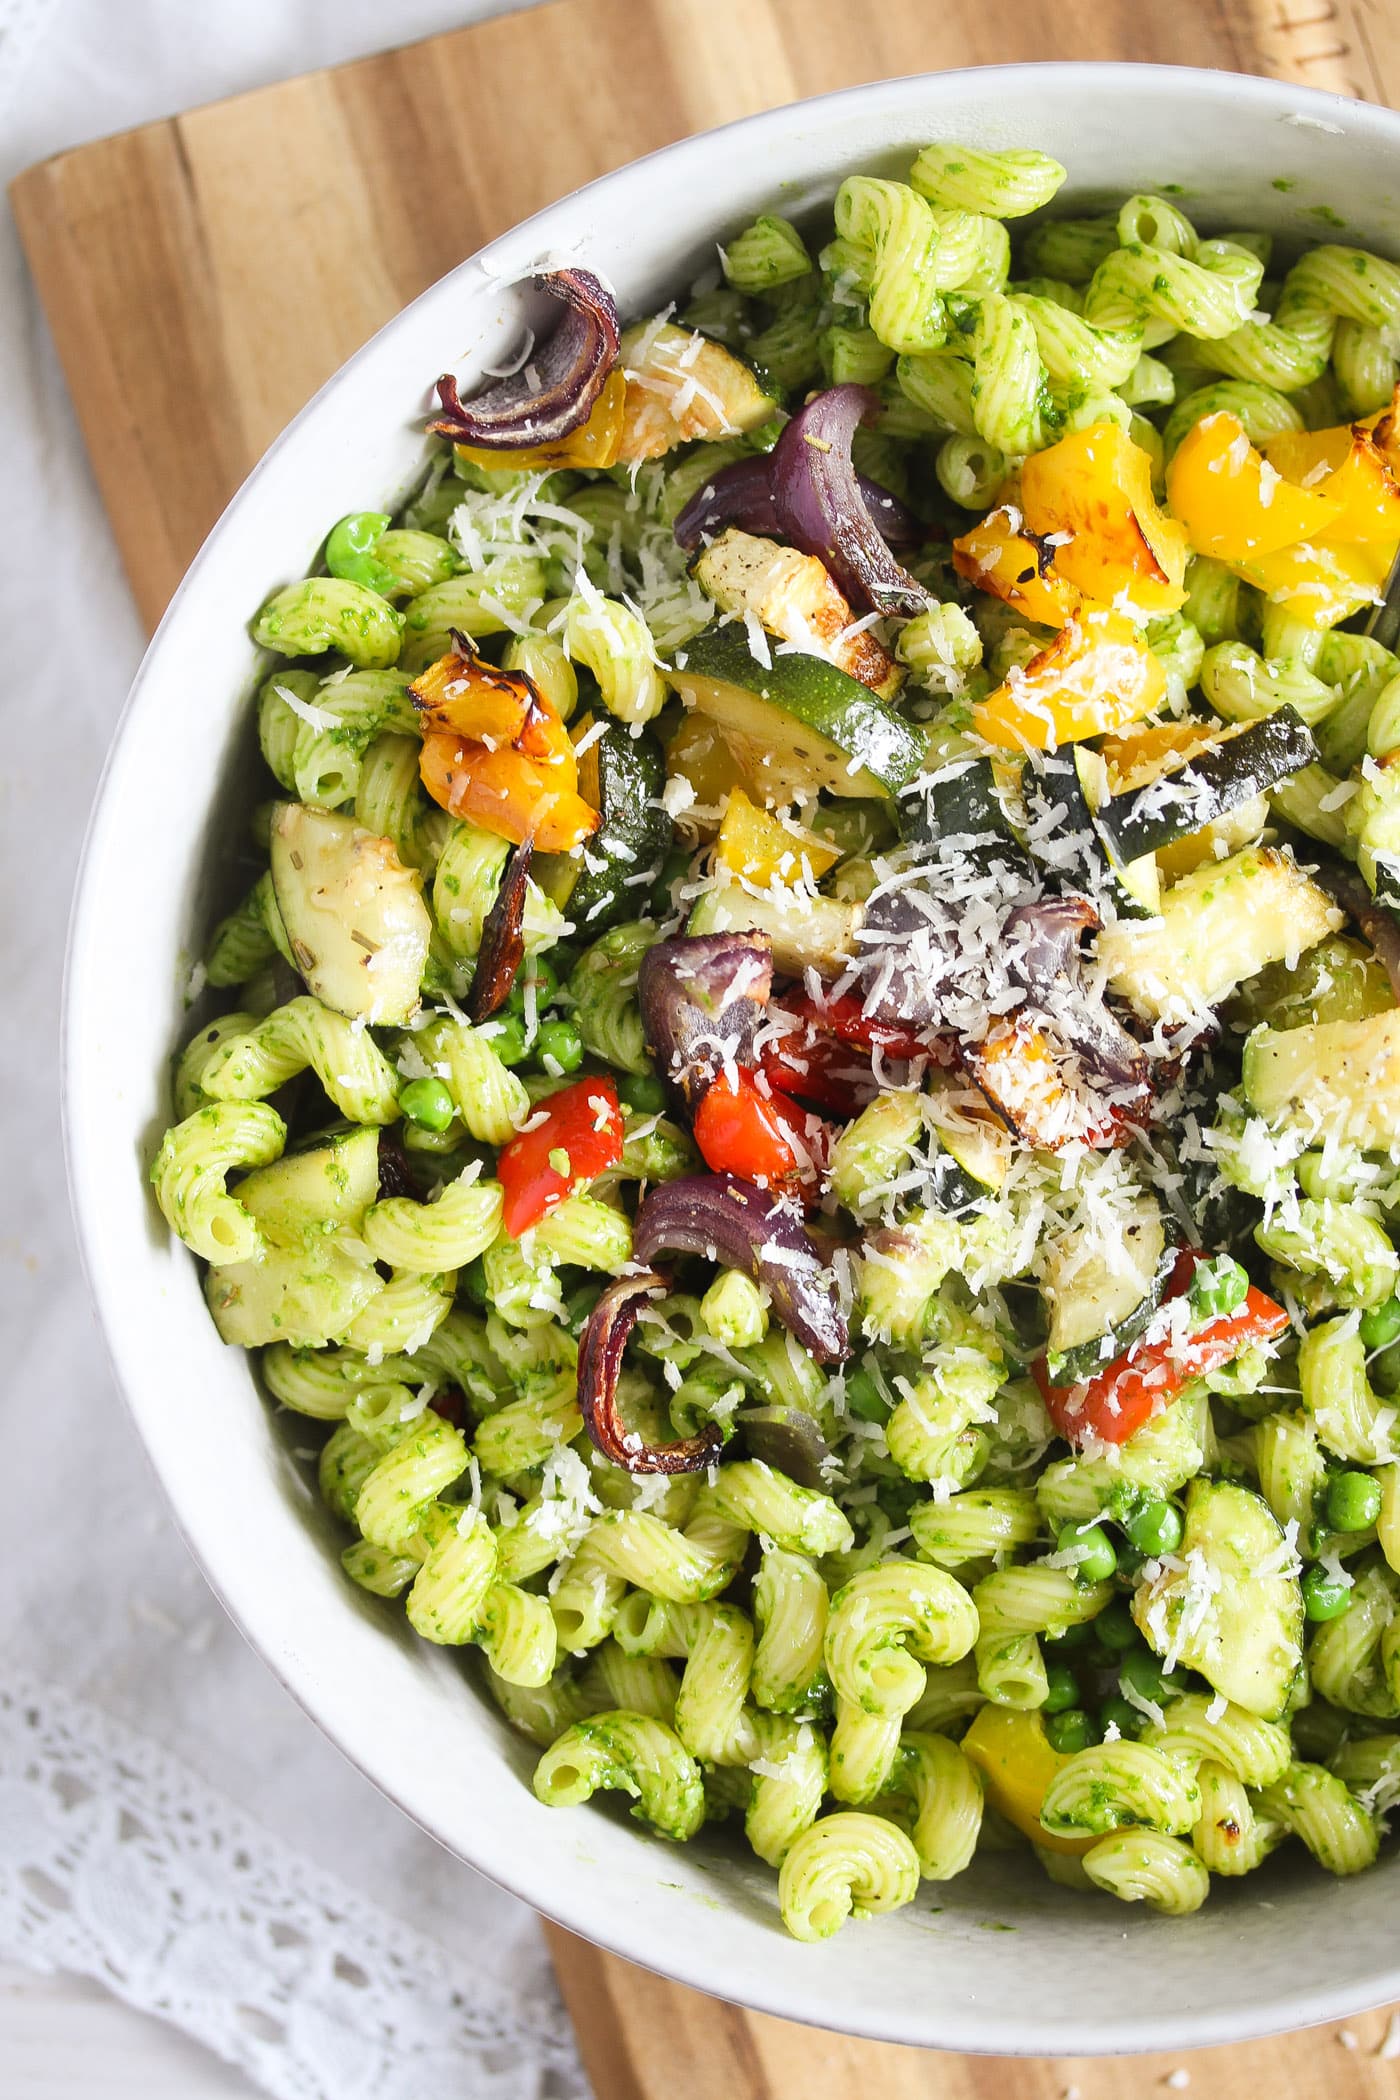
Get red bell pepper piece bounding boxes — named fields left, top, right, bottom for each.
left=757, top=1027, right=880, bottom=1117
left=1034, top=1250, right=1290, bottom=1447
left=497, top=1077, right=624, bottom=1236
left=692, top=1065, right=827, bottom=1186
left=784, top=991, right=938, bottom=1063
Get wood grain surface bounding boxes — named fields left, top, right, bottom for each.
left=10, top=1, right=1400, bottom=2093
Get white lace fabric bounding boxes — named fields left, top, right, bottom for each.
left=0, top=1676, right=588, bottom=2100
left=0, top=4, right=593, bottom=2096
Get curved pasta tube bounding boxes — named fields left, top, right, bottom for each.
left=702, top=1461, right=852, bottom=1558
left=612, top=1598, right=755, bottom=1764
left=909, top=1487, right=1040, bottom=1571
left=487, top=1664, right=591, bottom=1747
left=896, top=602, right=983, bottom=694
left=253, top=577, right=404, bottom=670
left=533, top=1711, right=705, bottom=1841
left=198, top=997, right=401, bottom=1124
left=1308, top=1563, right=1399, bottom=1718
left=481, top=1228, right=565, bottom=1330
left=477, top=1580, right=559, bottom=1687
left=745, top=1713, right=828, bottom=1868
left=1331, top=1731, right=1400, bottom=1812
left=172, top=1013, right=263, bottom=1119
left=1191, top=1760, right=1286, bottom=1876
left=881, top=1730, right=984, bottom=1880
left=1299, top=1316, right=1400, bottom=1463
left=354, top=1412, right=468, bottom=1553
left=1040, top=1741, right=1202, bottom=1839
left=431, top=818, right=564, bottom=962
left=529, top=1195, right=633, bottom=1272
left=1379, top=1466, right=1400, bottom=1577
left=1333, top=317, right=1397, bottom=414
left=268, top=1308, right=505, bottom=1418
left=342, top=1537, right=419, bottom=1598
left=909, top=143, right=1065, bottom=219
left=972, top=1565, right=1112, bottom=1709
left=904, top=1656, right=987, bottom=1734
left=1021, top=217, right=1117, bottom=285
left=362, top=1170, right=503, bottom=1272
left=413, top=1014, right=529, bottom=1145
left=1149, top=1693, right=1291, bottom=1788
left=562, top=1499, right=749, bottom=1610
left=1082, top=1830, right=1209, bottom=1915
left=1256, top=1199, right=1398, bottom=1311
left=501, top=630, right=579, bottom=721
left=150, top=1101, right=286, bottom=1264
left=1255, top=1410, right=1328, bottom=1539
left=831, top=178, right=948, bottom=353
left=1254, top=1760, right=1380, bottom=1874
left=828, top=1699, right=905, bottom=1805
left=405, top=1504, right=498, bottom=1643
left=894, top=349, right=978, bottom=436
left=397, top=563, right=549, bottom=675
left=1085, top=227, right=1264, bottom=343
left=320, top=1420, right=402, bottom=1524
left=1199, top=642, right=1337, bottom=728
left=1190, top=245, right=1400, bottom=390
left=340, top=1267, right=455, bottom=1357
left=579, top=1642, right=681, bottom=1724
left=474, top=1379, right=580, bottom=1480
left=567, top=923, right=655, bottom=1075
left=355, top=733, right=440, bottom=874
left=885, top=1334, right=1001, bottom=1487
left=205, top=876, right=286, bottom=989
left=1035, top=1391, right=1208, bottom=1530
left=1011, top=292, right=1140, bottom=391
left=826, top=1562, right=979, bottom=1720
left=777, top=1812, right=920, bottom=1941
left=257, top=667, right=419, bottom=808
left=1162, top=378, right=1303, bottom=459
left=752, top=1547, right=830, bottom=1713
left=563, top=587, right=667, bottom=726
left=699, top=1270, right=768, bottom=1350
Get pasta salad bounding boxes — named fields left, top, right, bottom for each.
left=153, top=141, right=1400, bottom=1939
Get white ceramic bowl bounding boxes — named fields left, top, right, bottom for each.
left=67, top=61, right=1400, bottom=2055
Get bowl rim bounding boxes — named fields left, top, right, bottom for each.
left=63, top=57, right=1400, bottom=2056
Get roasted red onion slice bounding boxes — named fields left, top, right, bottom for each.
left=1313, top=862, right=1400, bottom=1000
left=1002, top=896, right=1150, bottom=1097
left=428, top=269, right=620, bottom=450
left=377, top=1131, right=418, bottom=1201
left=673, top=451, right=920, bottom=554
left=578, top=1270, right=724, bottom=1474
left=639, top=933, right=773, bottom=1112
left=770, top=386, right=927, bottom=617
left=738, top=1404, right=832, bottom=1489
left=467, top=839, right=533, bottom=1022
left=634, top=1173, right=850, bottom=1364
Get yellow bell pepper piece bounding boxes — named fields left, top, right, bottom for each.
left=952, top=502, right=1082, bottom=629
left=1021, top=421, right=1187, bottom=616
left=960, top=1706, right=1095, bottom=1856
left=1231, top=536, right=1393, bottom=630
left=715, top=789, right=841, bottom=888
left=664, top=711, right=754, bottom=826
left=1167, top=411, right=1344, bottom=563
left=972, top=606, right=1166, bottom=751
left=453, top=368, right=626, bottom=473
left=1264, top=424, right=1400, bottom=546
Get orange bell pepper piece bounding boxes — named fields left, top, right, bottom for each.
left=952, top=503, right=1082, bottom=627
left=1021, top=421, right=1188, bottom=616
left=419, top=730, right=599, bottom=852
left=408, top=642, right=535, bottom=744
left=1167, top=411, right=1345, bottom=563
left=452, top=368, right=626, bottom=474
left=960, top=1707, right=1095, bottom=1857
left=1264, top=424, right=1400, bottom=546
left=972, top=606, right=1166, bottom=751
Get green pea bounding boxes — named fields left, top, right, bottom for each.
left=1056, top=1520, right=1118, bottom=1585
left=535, top=1019, right=585, bottom=1074
left=1302, top=1565, right=1354, bottom=1621
left=1045, top=1708, right=1098, bottom=1755
left=1092, top=1599, right=1140, bottom=1653
left=619, top=1072, right=667, bottom=1114
left=398, top=1075, right=456, bottom=1132
left=481, top=1015, right=528, bottom=1066
left=324, top=510, right=399, bottom=595
left=1123, top=1497, right=1184, bottom=1557
left=1042, top=1664, right=1080, bottom=1715
left=1186, top=1253, right=1250, bottom=1324
left=510, top=955, right=560, bottom=1017
left=1326, top=1470, right=1383, bottom=1533
left=1100, top=1695, right=1145, bottom=1741
left=844, top=1368, right=890, bottom=1424
left=1117, top=1650, right=1172, bottom=1707
left=1360, top=1295, right=1400, bottom=1350
left=460, top=1255, right=489, bottom=1310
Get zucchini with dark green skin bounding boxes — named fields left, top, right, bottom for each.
left=547, top=719, right=672, bottom=934
left=1021, top=748, right=1158, bottom=919
left=670, top=623, right=927, bottom=801
left=1093, top=708, right=1316, bottom=867
left=1045, top=1237, right=1181, bottom=1386
left=897, top=756, right=1031, bottom=880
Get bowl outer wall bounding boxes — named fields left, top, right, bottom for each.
left=65, top=62, right=1400, bottom=2055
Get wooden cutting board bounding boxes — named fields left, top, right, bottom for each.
left=12, top=0, right=1400, bottom=2091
